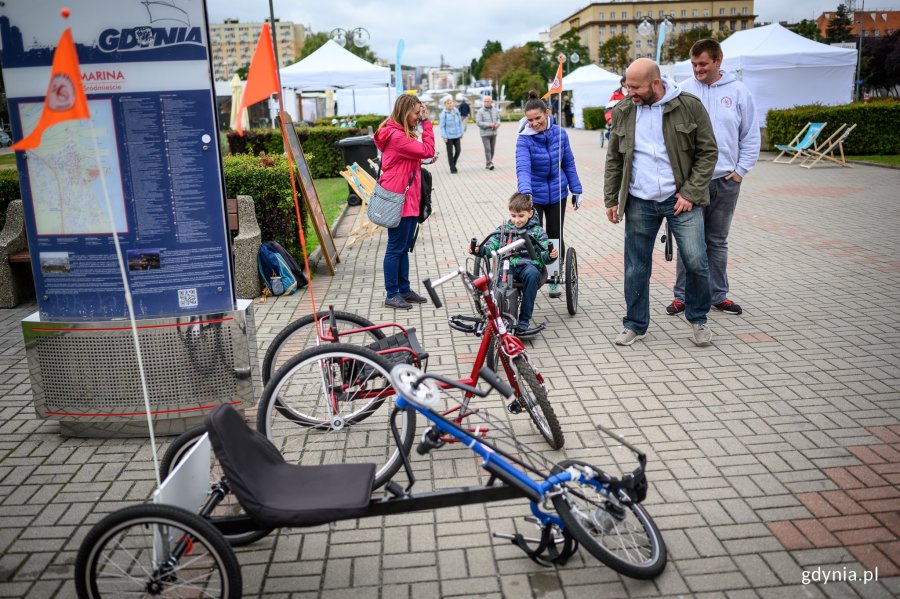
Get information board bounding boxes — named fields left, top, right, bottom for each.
left=0, top=0, right=233, bottom=320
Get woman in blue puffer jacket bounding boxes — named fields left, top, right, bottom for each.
left=515, top=90, right=583, bottom=297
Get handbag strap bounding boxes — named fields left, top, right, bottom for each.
left=376, top=162, right=418, bottom=193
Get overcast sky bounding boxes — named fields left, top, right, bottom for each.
left=206, top=0, right=900, bottom=66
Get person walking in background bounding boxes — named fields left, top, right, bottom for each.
left=562, top=94, right=574, bottom=128
left=475, top=95, right=500, bottom=170
left=516, top=90, right=583, bottom=298
left=439, top=96, right=464, bottom=174
left=604, top=76, right=626, bottom=129
left=458, top=95, right=471, bottom=132
left=374, top=95, right=435, bottom=310
left=604, top=58, right=718, bottom=347
left=667, top=39, right=760, bottom=318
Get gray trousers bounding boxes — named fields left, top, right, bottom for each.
left=481, top=135, right=497, bottom=165
left=674, top=176, right=741, bottom=305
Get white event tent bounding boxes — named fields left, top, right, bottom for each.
left=279, top=39, right=393, bottom=120
left=672, top=23, right=857, bottom=125
left=562, top=64, right=622, bottom=129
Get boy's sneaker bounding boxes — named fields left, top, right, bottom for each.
left=713, top=299, right=742, bottom=315
left=690, top=323, right=712, bottom=346
left=614, top=328, right=645, bottom=346
left=385, top=296, right=412, bottom=310
left=666, top=300, right=685, bottom=315
left=403, top=290, right=428, bottom=304
left=548, top=282, right=561, bottom=298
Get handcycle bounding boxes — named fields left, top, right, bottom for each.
left=74, top=363, right=666, bottom=598
left=253, top=238, right=565, bottom=496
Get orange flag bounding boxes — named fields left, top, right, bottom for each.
left=237, top=23, right=280, bottom=136
left=11, top=28, right=89, bottom=151
left=542, top=60, right=564, bottom=99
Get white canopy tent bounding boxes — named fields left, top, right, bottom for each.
left=562, top=64, right=622, bottom=129
left=279, top=39, right=392, bottom=120
left=673, top=23, right=857, bottom=125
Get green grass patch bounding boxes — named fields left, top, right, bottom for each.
left=846, top=155, right=900, bottom=166
left=0, top=153, right=17, bottom=169
left=302, top=177, right=349, bottom=257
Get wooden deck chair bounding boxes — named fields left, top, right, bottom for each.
left=340, top=163, right=380, bottom=246
left=773, top=122, right=827, bottom=164
left=801, top=124, right=856, bottom=169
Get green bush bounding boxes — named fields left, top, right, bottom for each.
left=225, top=129, right=285, bottom=156
left=582, top=107, right=606, bottom=130
left=766, top=100, right=900, bottom=155
left=295, top=126, right=367, bottom=178
left=0, top=169, right=21, bottom=232
left=314, top=114, right=385, bottom=131
left=222, top=153, right=307, bottom=259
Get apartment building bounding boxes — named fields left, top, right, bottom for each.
left=209, top=18, right=307, bottom=81
left=816, top=9, right=899, bottom=39
left=549, top=1, right=756, bottom=65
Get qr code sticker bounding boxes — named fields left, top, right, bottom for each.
left=178, top=288, right=198, bottom=308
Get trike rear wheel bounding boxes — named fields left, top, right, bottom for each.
left=257, top=343, right=416, bottom=489
left=510, top=355, right=564, bottom=449
left=565, top=247, right=578, bottom=315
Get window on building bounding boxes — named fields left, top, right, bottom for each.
left=610, top=24, right=617, bottom=34
left=731, top=8, right=736, bottom=15
left=693, top=9, right=698, bottom=16
left=681, top=9, right=686, bottom=17
left=670, top=10, right=675, bottom=17
left=622, top=11, right=627, bottom=19
left=636, top=10, right=642, bottom=18
left=704, top=9, right=709, bottom=17
left=874, top=29, right=880, bottom=36
left=610, top=11, right=615, bottom=18
left=742, top=7, right=748, bottom=15
left=598, top=12, right=604, bottom=20
left=719, top=21, right=726, bottom=30
left=741, top=21, right=748, bottom=30
left=731, top=20, right=736, bottom=30
left=659, top=10, right=664, bottom=18
left=598, top=26, right=605, bottom=36
left=720, top=8, right=725, bottom=15
left=636, top=39, right=642, bottom=48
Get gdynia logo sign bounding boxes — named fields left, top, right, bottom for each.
left=98, top=27, right=202, bottom=52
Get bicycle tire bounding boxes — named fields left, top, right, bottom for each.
left=565, top=247, right=578, bottom=315
left=551, top=460, right=667, bottom=579
left=510, top=355, right=564, bottom=450
left=485, top=334, right=500, bottom=372
left=161, top=426, right=272, bottom=546
left=262, top=310, right=385, bottom=384
left=75, top=503, right=241, bottom=599
left=257, top=343, right=415, bottom=489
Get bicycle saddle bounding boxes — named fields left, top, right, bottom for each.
left=204, top=404, right=376, bottom=528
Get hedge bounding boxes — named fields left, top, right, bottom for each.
left=766, top=101, right=900, bottom=155
left=0, top=169, right=21, bottom=232
left=222, top=153, right=307, bottom=259
left=226, top=126, right=367, bottom=178
left=313, top=114, right=385, bottom=131
left=582, top=107, right=606, bottom=131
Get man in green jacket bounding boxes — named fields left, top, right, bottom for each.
left=604, top=58, right=718, bottom=347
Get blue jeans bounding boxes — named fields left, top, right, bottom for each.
left=383, top=216, right=418, bottom=298
left=624, top=195, right=710, bottom=333
left=674, top=176, right=741, bottom=304
left=511, top=262, right=541, bottom=328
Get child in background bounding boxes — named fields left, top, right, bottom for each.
left=466, top=193, right=558, bottom=335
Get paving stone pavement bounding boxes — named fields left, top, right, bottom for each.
left=1, top=122, right=898, bottom=598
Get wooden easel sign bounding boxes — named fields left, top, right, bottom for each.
left=279, top=112, right=339, bottom=275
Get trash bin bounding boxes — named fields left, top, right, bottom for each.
left=335, top=135, right=378, bottom=206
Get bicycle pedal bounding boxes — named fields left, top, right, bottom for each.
left=507, top=399, right=525, bottom=414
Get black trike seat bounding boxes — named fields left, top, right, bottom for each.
left=365, top=327, right=428, bottom=368
left=205, top=404, right=375, bottom=528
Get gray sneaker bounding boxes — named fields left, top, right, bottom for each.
left=385, top=296, right=412, bottom=310
left=691, top=323, right=712, bottom=346
left=614, top=328, right=645, bottom=346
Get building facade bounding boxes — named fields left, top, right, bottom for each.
left=549, top=1, right=756, bottom=66
left=209, top=18, right=307, bottom=81
left=816, top=9, right=899, bottom=39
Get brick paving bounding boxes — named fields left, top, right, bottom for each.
left=1, top=122, right=899, bottom=597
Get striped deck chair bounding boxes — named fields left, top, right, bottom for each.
left=801, top=124, right=856, bottom=169
left=773, top=122, right=827, bottom=164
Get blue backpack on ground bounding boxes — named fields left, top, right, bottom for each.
left=257, top=242, right=298, bottom=296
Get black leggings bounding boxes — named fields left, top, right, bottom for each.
left=445, top=138, right=461, bottom=170
left=534, top=200, right=567, bottom=259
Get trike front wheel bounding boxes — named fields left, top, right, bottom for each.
left=510, top=355, right=564, bottom=449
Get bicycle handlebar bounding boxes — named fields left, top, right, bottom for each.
left=422, top=267, right=463, bottom=309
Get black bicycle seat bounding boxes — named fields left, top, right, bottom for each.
left=205, top=404, right=376, bottom=528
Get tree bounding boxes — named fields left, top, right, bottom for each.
left=791, top=19, right=823, bottom=42
left=501, top=68, right=547, bottom=107
left=524, top=41, right=555, bottom=82
left=297, top=30, right=377, bottom=63
left=863, top=32, right=900, bottom=96
left=481, top=46, right=529, bottom=80
left=551, top=28, right=590, bottom=64
left=234, top=64, right=250, bottom=80
left=598, top=34, right=631, bottom=74
left=665, top=26, right=730, bottom=62
left=826, top=3, right=854, bottom=44
left=470, top=40, right=503, bottom=80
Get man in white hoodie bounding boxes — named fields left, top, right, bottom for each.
left=667, top=39, right=760, bottom=318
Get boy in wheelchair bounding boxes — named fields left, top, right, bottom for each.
left=466, top=192, right=558, bottom=336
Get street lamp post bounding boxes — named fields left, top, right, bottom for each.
left=636, top=15, right=674, bottom=62
left=330, top=27, right=371, bottom=50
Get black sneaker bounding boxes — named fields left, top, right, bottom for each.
left=385, top=296, right=412, bottom=310
left=714, top=299, right=743, bottom=315
left=450, top=167, right=458, bottom=174
left=403, top=290, right=428, bottom=304
left=666, top=300, right=685, bottom=315
left=488, top=164, right=494, bottom=170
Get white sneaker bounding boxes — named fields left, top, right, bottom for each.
left=691, top=323, right=712, bottom=346
left=614, top=328, right=645, bottom=346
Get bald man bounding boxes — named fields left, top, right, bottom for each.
left=604, top=58, right=718, bottom=347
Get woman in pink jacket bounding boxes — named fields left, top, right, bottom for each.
left=374, top=95, right=435, bottom=309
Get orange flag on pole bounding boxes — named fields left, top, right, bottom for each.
left=11, top=28, right=89, bottom=151
left=542, top=59, right=564, bottom=99
left=237, top=23, right=280, bottom=136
